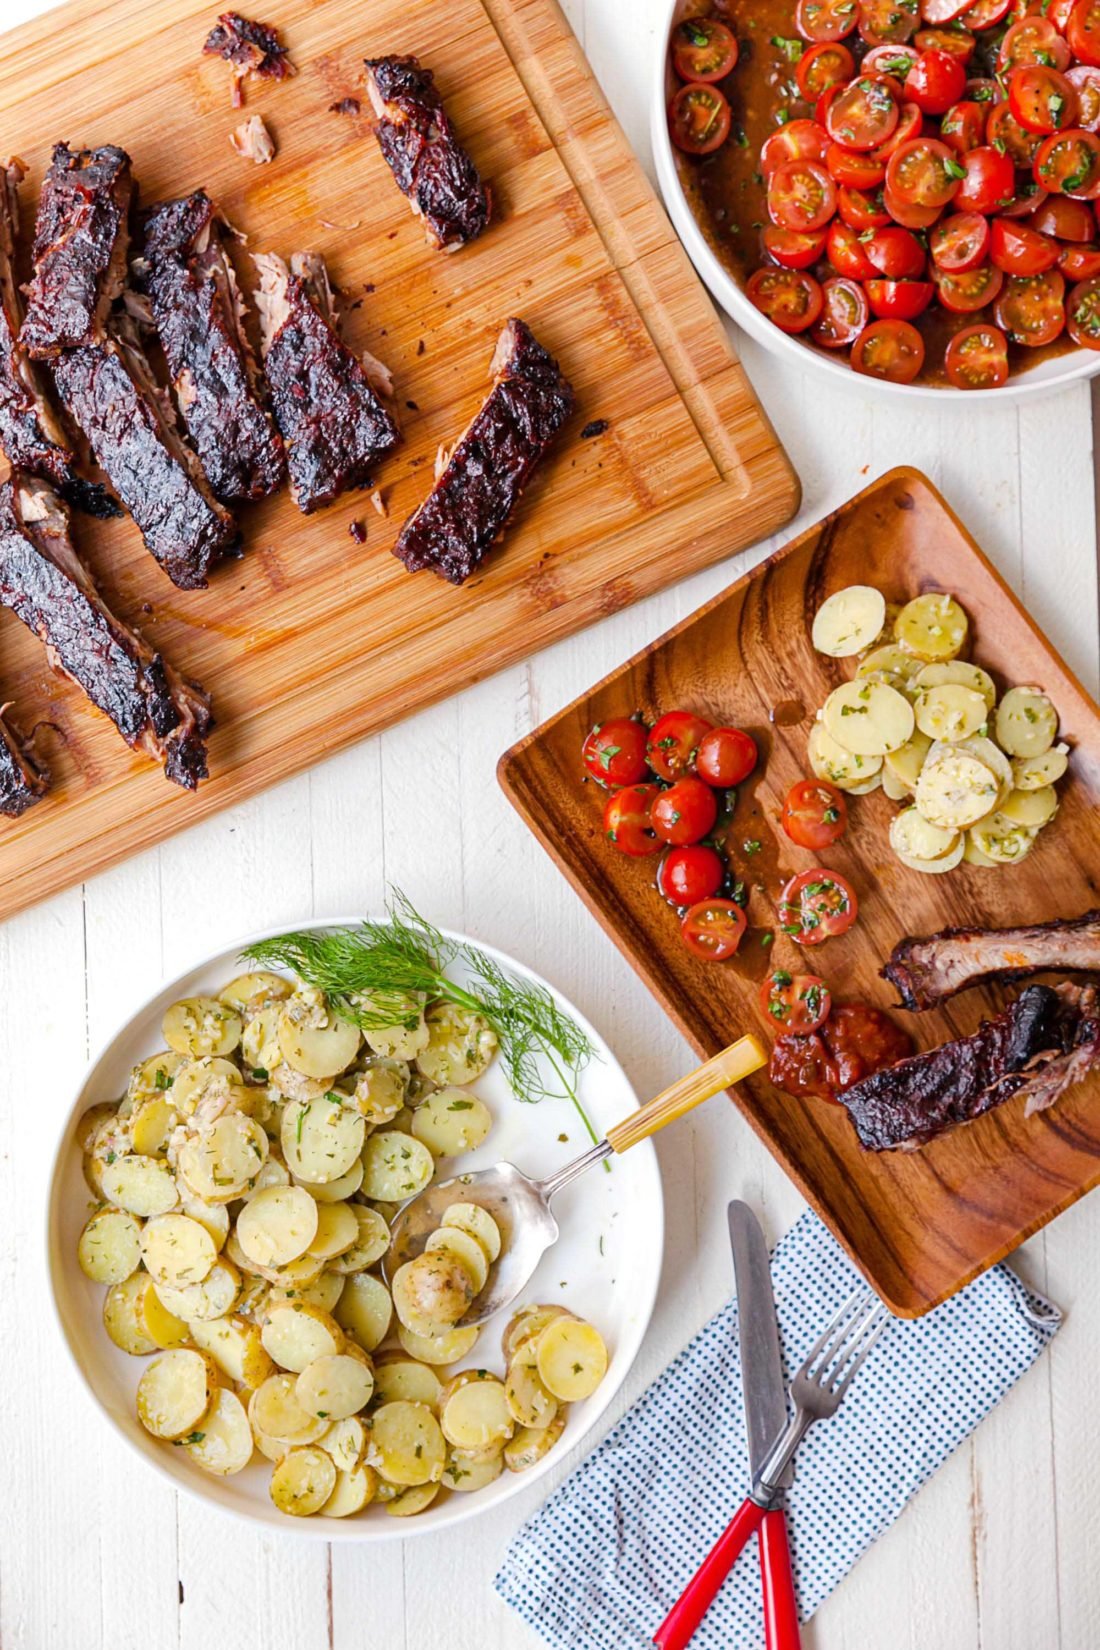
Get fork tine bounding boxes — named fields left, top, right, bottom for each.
left=801, top=1285, right=869, bottom=1374
left=830, top=1304, right=890, bottom=1398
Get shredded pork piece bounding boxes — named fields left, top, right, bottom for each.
left=230, top=114, right=275, bottom=164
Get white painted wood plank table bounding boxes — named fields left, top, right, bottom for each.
left=2, top=0, right=1097, bottom=1646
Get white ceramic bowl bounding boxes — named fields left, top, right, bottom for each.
left=651, top=0, right=1100, bottom=402
left=46, top=918, right=664, bottom=1539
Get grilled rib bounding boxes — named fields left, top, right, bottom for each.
left=883, top=910, right=1100, bottom=1011
left=253, top=250, right=399, bottom=514
left=53, top=321, right=240, bottom=589
left=20, top=143, right=133, bottom=359
left=0, top=158, right=117, bottom=517
left=0, top=700, right=47, bottom=815
left=840, top=983, right=1100, bottom=1151
left=0, top=478, right=212, bottom=788
left=394, top=318, right=574, bottom=585
left=141, top=191, right=284, bottom=504
left=363, top=55, right=491, bottom=251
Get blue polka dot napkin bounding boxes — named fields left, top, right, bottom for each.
left=495, top=1211, right=1060, bottom=1650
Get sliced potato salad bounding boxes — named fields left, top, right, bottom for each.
left=74, top=967, right=608, bottom=1520
left=810, top=588, right=1069, bottom=876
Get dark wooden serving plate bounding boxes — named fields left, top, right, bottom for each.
left=499, top=466, right=1100, bottom=1316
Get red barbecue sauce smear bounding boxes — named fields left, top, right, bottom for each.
left=770, top=1001, right=914, bottom=1102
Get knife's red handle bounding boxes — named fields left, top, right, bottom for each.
left=652, top=1497, right=765, bottom=1650
left=759, top=1507, right=802, bottom=1650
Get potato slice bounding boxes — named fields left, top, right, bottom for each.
left=968, top=815, right=1037, bottom=864
left=360, top=1129, right=433, bottom=1201
left=320, top=1415, right=368, bottom=1473
left=281, top=1096, right=365, bottom=1185
left=410, top=1088, right=493, bottom=1158
left=1000, top=786, right=1059, bottom=827
left=306, top=1201, right=359, bottom=1262
left=1012, top=744, right=1068, bottom=791
left=241, top=1005, right=283, bottom=1077
left=241, top=1157, right=291, bottom=1198
left=889, top=807, right=960, bottom=864
left=392, top=1253, right=475, bottom=1333
left=190, top=1313, right=274, bottom=1388
left=77, top=1100, right=122, bottom=1156
left=103, top=1273, right=158, bottom=1355
left=822, top=679, right=915, bottom=757
left=894, top=592, right=968, bottom=660
left=996, top=686, right=1058, bottom=758
left=178, top=1193, right=230, bottom=1252
left=415, top=1002, right=498, bottom=1086
left=250, top=1373, right=329, bottom=1446
left=140, top=1213, right=217, bottom=1289
left=101, top=1154, right=179, bottom=1218
left=856, top=644, right=924, bottom=691
left=136, top=1348, right=218, bottom=1440
left=78, top=1207, right=142, bottom=1284
left=895, top=838, right=966, bottom=875
left=127, top=1053, right=186, bottom=1107
left=177, top=1114, right=269, bottom=1203
left=504, top=1410, right=568, bottom=1473
left=425, top=1226, right=490, bottom=1294
left=294, top=1158, right=364, bottom=1204
left=330, top=1272, right=391, bottom=1354
left=235, top=1273, right=271, bottom=1322
left=261, top=1303, right=344, bottom=1373
left=396, top=1321, right=480, bottom=1366
left=184, top=1388, right=253, bottom=1476
left=351, top=1060, right=408, bottom=1125
left=163, top=997, right=242, bottom=1059
left=129, top=1094, right=178, bottom=1156
left=154, top=1257, right=242, bottom=1323
left=442, top=1202, right=501, bottom=1263
left=881, top=766, right=911, bottom=802
left=501, top=1305, right=573, bottom=1363
left=328, top=1206, right=390, bottom=1274
left=442, top=1449, right=504, bottom=1492
left=277, top=992, right=360, bottom=1079
left=914, top=752, right=1001, bottom=830
left=883, top=730, right=933, bottom=791
left=914, top=684, right=989, bottom=744
left=963, top=835, right=1000, bottom=868
left=440, top=1376, right=513, bottom=1451
left=271, top=1445, right=337, bottom=1516
left=237, top=1185, right=319, bottom=1268
left=537, top=1318, right=609, bottom=1402
left=296, top=1353, right=374, bottom=1421
left=812, top=584, right=887, bottom=657
left=505, top=1344, right=559, bottom=1430
left=950, top=735, right=1013, bottom=802
left=170, top=1056, right=245, bottom=1120
left=385, top=1480, right=441, bottom=1515
left=372, top=1357, right=443, bottom=1412
left=370, top=1401, right=446, bottom=1486
left=219, top=971, right=291, bottom=1013
left=913, top=659, right=996, bottom=708
left=321, top=1464, right=375, bottom=1517
left=137, top=1277, right=189, bottom=1349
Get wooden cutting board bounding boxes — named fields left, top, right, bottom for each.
left=0, top=0, right=797, bottom=920
left=499, top=468, right=1100, bottom=1316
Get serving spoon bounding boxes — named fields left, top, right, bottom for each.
left=382, top=1034, right=766, bottom=1329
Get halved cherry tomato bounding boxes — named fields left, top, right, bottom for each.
left=1048, top=0, right=1078, bottom=29
left=668, top=83, right=733, bottom=154
left=863, top=44, right=920, bottom=77
left=932, top=259, right=1005, bottom=306
left=768, top=160, right=839, bottom=231
left=658, top=844, right=725, bottom=906
left=955, top=143, right=1016, bottom=210
left=827, top=216, right=880, bottom=275
left=919, top=0, right=972, bottom=24
left=695, top=726, right=759, bottom=786
left=866, top=275, right=936, bottom=313
left=1067, top=0, right=1100, bottom=68
left=651, top=776, right=719, bottom=845
left=1029, top=192, right=1096, bottom=237
left=998, top=16, right=1070, bottom=71
left=812, top=274, right=872, bottom=342
left=869, top=98, right=925, bottom=160
left=931, top=209, right=992, bottom=268
left=1000, top=181, right=1047, bottom=216
left=863, top=223, right=929, bottom=273
left=1058, top=239, right=1100, bottom=275
left=826, top=77, right=902, bottom=148
left=993, top=267, right=1067, bottom=340
left=851, top=316, right=927, bottom=376
left=681, top=899, right=748, bottom=961
left=763, top=225, right=830, bottom=267
left=906, top=47, right=967, bottom=112
left=762, top=119, right=831, bottom=175
left=1066, top=272, right=1100, bottom=342
left=603, top=784, right=661, bottom=856
left=944, top=321, right=1010, bottom=385
left=991, top=215, right=1060, bottom=271
left=1066, top=64, right=1100, bottom=131
left=839, top=182, right=894, bottom=226
left=798, top=41, right=857, bottom=97
left=748, top=266, right=826, bottom=331
left=887, top=136, right=965, bottom=205
left=883, top=181, right=946, bottom=224
left=986, top=101, right=1042, bottom=165
left=858, top=0, right=921, bottom=44
left=797, top=0, right=861, bottom=40
left=1009, top=66, right=1079, bottom=134
left=960, top=0, right=1011, bottom=26
left=1035, top=128, right=1100, bottom=196
left=781, top=779, right=849, bottom=848
left=760, top=969, right=834, bottom=1033
left=827, top=141, right=888, bottom=186
left=647, top=710, right=713, bottom=780
left=941, top=100, right=987, bottom=151
left=582, top=717, right=649, bottom=786
left=671, top=18, right=740, bottom=82
left=914, top=25, right=976, bottom=58
left=778, top=868, right=859, bottom=944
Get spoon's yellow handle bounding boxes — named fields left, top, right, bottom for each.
left=604, top=1035, right=767, bottom=1155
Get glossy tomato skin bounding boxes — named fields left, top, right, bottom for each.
left=658, top=844, right=725, bottom=906
left=603, top=784, right=661, bottom=857
left=681, top=899, right=748, bottom=961
left=906, top=47, right=967, bottom=113
left=944, top=322, right=1010, bottom=386
left=941, top=99, right=988, bottom=152
left=1029, top=193, right=1096, bottom=238
left=760, top=969, right=834, bottom=1034
left=781, top=779, right=849, bottom=849
left=1059, top=239, right=1100, bottom=275
left=747, top=267, right=825, bottom=332
left=863, top=44, right=920, bottom=78
left=695, top=726, right=758, bottom=786
left=797, top=41, right=857, bottom=99
left=651, top=776, right=719, bottom=845
left=883, top=181, right=946, bottom=226
left=1066, top=63, right=1100, bottom=131
left=955, top=144, right=1016, bottom=211
left=827, top=217, right=880, bottom=277
left=668, top=83, right=732, bottom=154
left=671, top=18, right=740, bottom=82
left=851, top=316, right=927, bottom=377
left=887, top=137, right=965, bottom=207
left=999, top=16, right=1070, bottom=73
left=762, top=119, right=831, bottom=175
left=1034, top=129, right=1100, bottom=197
left=838, top=183, right=893, bottom=228
left=762, top=225, right=830, bottom=268
left=582, top=717, right=650, bottom=786
left=777, top=868, right=859, bottom=944
left=768, top=159, right=839, bottom=231
left=986, top=100, right=1042, bottom=166
left=866, top=276, right=935, bottom=315
left=812, top=274, right=872, bottom=343
left=1008, top=66, right=1079, bottom=134
left=797, top=0, right=860, bottom=40
left=647, top=710, right=714, bottom=780
left=990, top=216, right=1061, bottom=272
left=993, top=268, right=1067, bottom=342
left=826, top=141, right=888, bottom=187
left=858, top=0, right=921, bottom=46
left=1067, top=0, right=1100, bottom=69
left=825, top=76, right=902, bottom=148
left=863, top=224, right=928, bottom=274
left=869, top=98, right=925, bottom=161
left=933, top=260, right=1005, bottom=308
left=1066, top=272, right=1100, bottom=343
left=930, top=210, right=991, bottom=269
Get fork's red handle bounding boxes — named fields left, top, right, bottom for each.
left=651, top=1498, right=801, bottom=1650
left=759, top=1508, right=802, bottom=1650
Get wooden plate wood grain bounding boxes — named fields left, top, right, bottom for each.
left=499, top=466, right=1100, bottom=1316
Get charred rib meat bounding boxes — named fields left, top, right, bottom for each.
left=53, top=323, right=240, bottom=589
left=20, top=144, right=133, bottom=359
left=0, top=479, right=211, bottom=787
left=203, top=12, right=295, bottom=106
left=394, top=319, right=573, bottom=585
left=363, top=56, right=491, bottom=251
left=253, top=251, right=398, bottom=514
left=0, top=158, right=118, bottom=517
left=840, top=983, right=1100, bottom=1151
left=141, top=191, right=284, bottom=504
left=883, top=910, right=1100, bottom=1011
left=0, top=701, right=47, bottom=816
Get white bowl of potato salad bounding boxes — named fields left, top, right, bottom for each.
left=46, top=910, right=663, bottom=1537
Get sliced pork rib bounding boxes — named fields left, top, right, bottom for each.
left=363, top=56, right=491, bottom=251
left=840, top=983, right=1100, bottom=1152
left=141, top=191, right=284, bottom=504
left=0, top=701, right=47, bottom=816
left=20, top=143, right=133, bottom=359
left=253, top=250, right=399, bottom=514
left=0, top=479, right=211, bottom=788
left=0, top=158, right=117, bottom=517
left=394, top=318, right=574, bottom=586
left=53, top=323, right=240, bottom=589
left=883, top=910, right=1100, bottom=1011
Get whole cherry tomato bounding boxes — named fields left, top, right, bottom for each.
left=582, top=717, right=649, bottom=786
left=695, top=726, right=759, bottom=786
left=603, top=784, right=661, bottom=857
left=651, top=776, right=719, bottom=845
